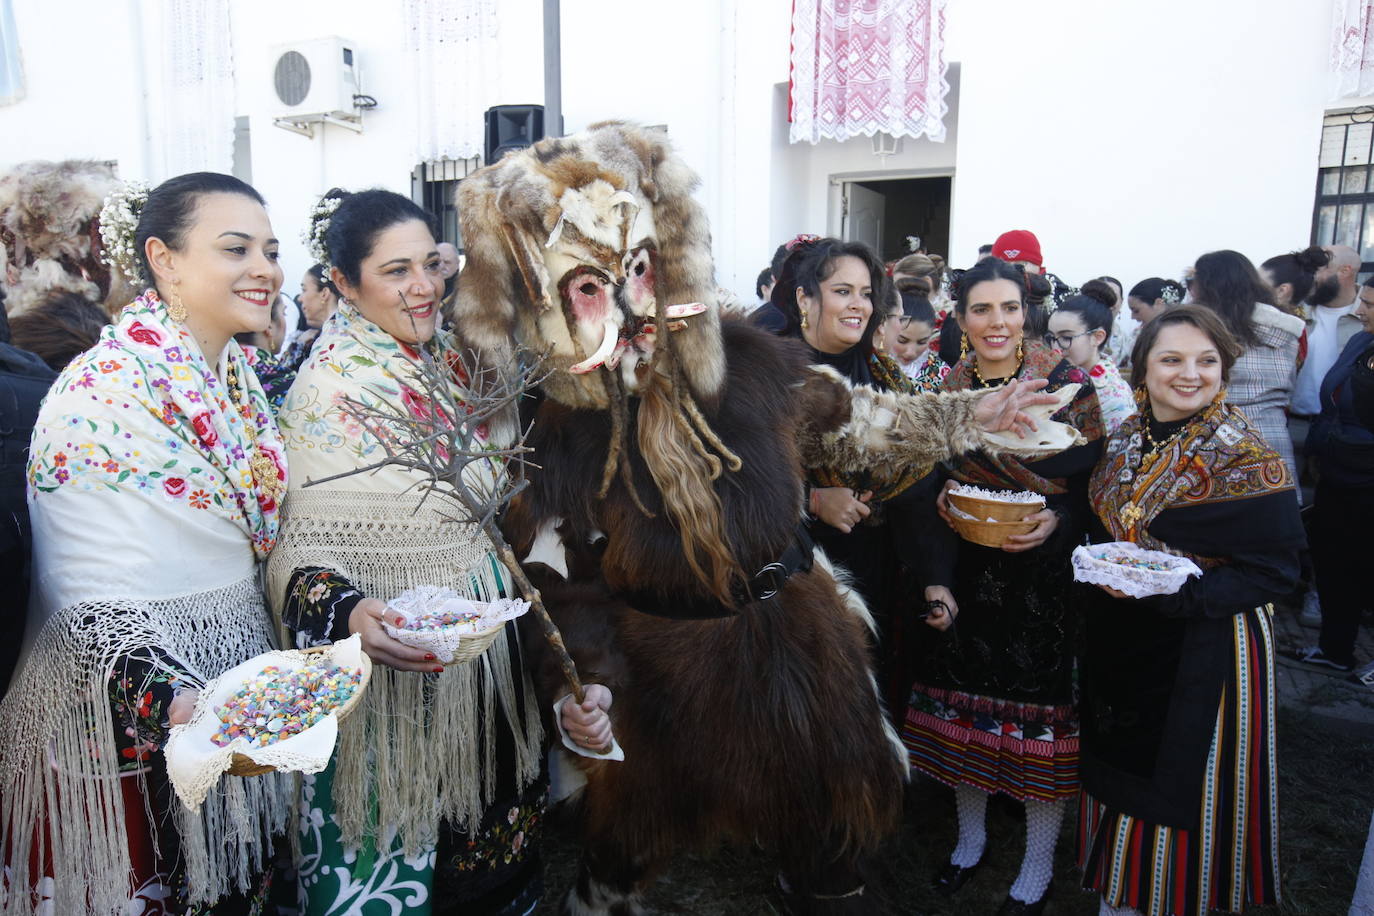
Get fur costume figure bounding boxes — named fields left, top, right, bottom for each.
left=0, top=159, right=120, bottom=315
left=453, top=122, right=1056, bottom=915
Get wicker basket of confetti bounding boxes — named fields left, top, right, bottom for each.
left=382, top=585, right=531, bottom=665
left=1071, top=541, right=1204, bottom=599
left=164, top=634, right=371, bottom=807
left=946, top=484, right=1045, bottom=548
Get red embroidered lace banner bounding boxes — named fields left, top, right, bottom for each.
left=1334, top=0, right=1374, bottom=100
left=789, top=0, right=949, bottom=144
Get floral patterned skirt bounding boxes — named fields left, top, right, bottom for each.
left=296, top=761, right=546, bottom=916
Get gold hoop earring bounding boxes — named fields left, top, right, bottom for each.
left=959, top=333, right=969, bottom=360
left=167, top=284, right=188, bottom=323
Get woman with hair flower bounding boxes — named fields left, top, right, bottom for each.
left=0, top=172, right=291, bottom=914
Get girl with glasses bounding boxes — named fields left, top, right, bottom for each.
left=1046, top=280, right=1136, bottom=432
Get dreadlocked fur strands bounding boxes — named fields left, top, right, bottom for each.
left=636, top=371, right=741, bottom=605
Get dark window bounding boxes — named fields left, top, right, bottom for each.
left=411, top=158, right=479, bottom=251
left=1314, top=111, right=1374, bottom=273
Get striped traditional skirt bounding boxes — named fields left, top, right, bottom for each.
left=1077, top=606, right=1280, bottom=916
left=902, top=685, right=1079, bottom=801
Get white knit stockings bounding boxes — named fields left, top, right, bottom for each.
left=951, top=783, right=989, bottom=867
left=1008, top=797, right=1066, bottom=904
left=1099, top=897, right=1144, bottom=916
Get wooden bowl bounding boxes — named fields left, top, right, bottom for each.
left=947, top=491, right=1044, bottom=523
left=948, top=514, right=1038, bottom=548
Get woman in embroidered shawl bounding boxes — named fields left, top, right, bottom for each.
left=771, top=236, right=949, bottom=718
left=269, top=189, right=608, bottom=916
left=1078, top=306, right=1301, bottom=916
left=904, top=257, right=1105, bottom=915
left=0, top=173, right=291, bottom=915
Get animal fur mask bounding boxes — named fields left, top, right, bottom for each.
left=453, top=122, right=725, bottom=410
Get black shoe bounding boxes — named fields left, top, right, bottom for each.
left=996, top=886, right=1050, bottom=915
left=931, top=858, right=982, bottom=895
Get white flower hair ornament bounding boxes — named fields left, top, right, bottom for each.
left=1160, top=285, right=1183, bottom=305
left=99, top=181, right=150, bottom=284
left=303, top=195, right=342, bottom=273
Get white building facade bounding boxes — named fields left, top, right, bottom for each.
left=0, top=0, right=1354, bottom=300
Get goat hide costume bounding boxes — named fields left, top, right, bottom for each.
left=453, top=122, right=1025, bottom=914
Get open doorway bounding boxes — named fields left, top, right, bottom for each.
left=841, top=176, right=952, bottom=263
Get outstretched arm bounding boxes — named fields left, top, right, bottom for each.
left=795, top=366, right=1068, bottom=481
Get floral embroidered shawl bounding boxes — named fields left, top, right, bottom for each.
left=943, top=339, right=1105, bottom=495
left=29, top=289, right=285, bottom=557
left=1088, top=399, right=1294, bottom=560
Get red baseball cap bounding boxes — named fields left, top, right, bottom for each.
left=992, top=230, right=1043, bottom=268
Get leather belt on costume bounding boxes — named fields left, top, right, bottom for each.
left=618, top=525, right=816, bottom=620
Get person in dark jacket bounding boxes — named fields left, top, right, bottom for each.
left=1286, top=276, right=1374, bottom=679
left=0, top=289, right=59, bottom=696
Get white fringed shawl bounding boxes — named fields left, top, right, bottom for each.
left=268, top=303, right=541, bottom=851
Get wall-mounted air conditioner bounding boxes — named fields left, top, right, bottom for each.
left=270, top=38, right=369, bottom=137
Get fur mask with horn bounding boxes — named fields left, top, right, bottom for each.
left=454, top=122, right=744, bottom=602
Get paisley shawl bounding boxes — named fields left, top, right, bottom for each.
left=943, top=339, right=1104, bottom=495
left=1088, top=398, right=1293, bottom=564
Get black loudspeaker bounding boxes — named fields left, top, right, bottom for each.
left=484, top=105, right=545, bottom=163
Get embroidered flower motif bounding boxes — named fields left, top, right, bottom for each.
left=54, top=468, right=69, bottom=483
left=306, top=583, right=327, bottom=603
left=53, top=452, right=68, bottom=467
left=72, top=371, right=96, bottom=389
left=163, top=347, right=183, bottom=363
left=97, top=359, right=123, bottom=374
left=101, top=459, right=119, bottom=473
left=1066, top=366, right=1089, bottom=385
left=163, top=477, right=188, bottom=498
left=125, top=321, right=165, bottom=348
left=191, top=411, right=219, bottom=448
left=1090, top=363, right=1106, bottom=378
left=188, top=489, right=211, bottom=509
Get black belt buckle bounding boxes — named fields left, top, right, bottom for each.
left=752, top=561, right=788, bottom=601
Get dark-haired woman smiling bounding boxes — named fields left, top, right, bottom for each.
left=1078, top=306, right=1301, bottom=916
left=2, top=172, right=290, bottom=914
left=905, top=258, right=1104, bottom=915
left=271, top=189, right=610, bottom=915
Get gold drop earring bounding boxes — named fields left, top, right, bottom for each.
left=167, top=280, right=188, bottom=323
left=959, top=332, right=969, bottom=361
left=800, top=308, right=810, bottom=331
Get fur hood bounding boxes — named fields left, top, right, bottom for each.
left=0, top=160, right=119, bottom=315
left=452, top=122, right=724, bottom=410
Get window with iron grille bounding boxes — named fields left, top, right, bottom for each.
left=411, top=157, right=480, bottom=250
left=1313, top=109, right=1374, bottom=272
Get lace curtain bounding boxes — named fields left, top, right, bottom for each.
left=404, top=0, right=501, bottom=162
left=1333, top=0, right=1374, bottom=100
left=789, top=0, right=949, bottom=144
left=160, top=0, right=235, bottom=177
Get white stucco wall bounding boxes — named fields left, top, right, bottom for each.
left=943, top=0, right=1333, bottom=288
left=0, top=0, right=1349, bottom=302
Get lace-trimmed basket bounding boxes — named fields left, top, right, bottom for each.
left=381, top=585, right=531, bottom=666
left=947, top=486, right=1045, bottom=548
left=1071, top=541, right=1204, bottom=598
left=165, top=635, right=372, bottom=807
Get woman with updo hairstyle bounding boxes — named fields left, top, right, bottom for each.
left=1261, top=244, right=1329, bottom=314
left=1190, top=249, right=1304, bottom=487
left=271, top=188, right=610, bottom=915
left=772, top=236, right=939, bottom=716
left=1046, top=280, right=1136, bottom=431
left=1126, top=277, right=1184, bottom=325
left=1078, top=306, right=1302, bottom=916
left=1, top=172, right=291, bottom=914
left=904, top=256, right=1105, bottom=914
